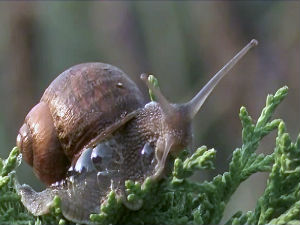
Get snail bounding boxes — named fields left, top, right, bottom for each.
left=17, top=39, right=258, bottom=224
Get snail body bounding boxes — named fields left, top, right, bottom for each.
left=17, top=40, right=258, bottom=224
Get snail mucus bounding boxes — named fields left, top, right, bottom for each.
left=16, top=39, right=258, bottom=224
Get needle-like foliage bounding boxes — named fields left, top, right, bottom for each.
left=0, top=86, right=299, bottom=225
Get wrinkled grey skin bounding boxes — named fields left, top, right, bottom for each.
left=18, top=102, right=167, bottom=224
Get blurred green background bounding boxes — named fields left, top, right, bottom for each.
left=0, top=1, right=299, bottom=222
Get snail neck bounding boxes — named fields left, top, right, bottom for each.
left=139, top=102, right=192, bottom=155
left=160, top=103, right=193, bottom=155
left=135, top=102, right=192, bottom=180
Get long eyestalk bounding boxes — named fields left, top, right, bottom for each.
left=186, top=39, right=258, bottom=119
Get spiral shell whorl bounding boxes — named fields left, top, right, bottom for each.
left=17, top=123, right=33, bottom=166
left=17, top=102, right=69, bottom=185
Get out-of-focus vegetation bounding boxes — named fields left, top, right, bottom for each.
left=0, top=1, right=299, bottom=221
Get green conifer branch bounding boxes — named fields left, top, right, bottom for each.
left=0, top=85, right=299, bottom=225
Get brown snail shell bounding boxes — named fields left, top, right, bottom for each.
left=17, top=62, right=146, bottom=185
